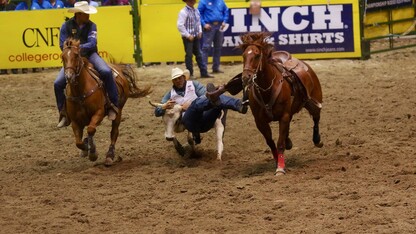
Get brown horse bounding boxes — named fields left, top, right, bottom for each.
left=61, top=38, right=151, bottom=166
left=239, top=32, right=323, bottom=175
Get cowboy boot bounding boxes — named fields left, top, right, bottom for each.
left=57, top=110, right=70, bottom=128
left=206, top=83, right=226, bottom=106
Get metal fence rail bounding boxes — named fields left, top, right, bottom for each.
left=361, top=0, right=416, bottom=56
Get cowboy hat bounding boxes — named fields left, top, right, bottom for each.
left=171, top=67, right=190, bottom=80
left=68, top=1, right=97, bottom=14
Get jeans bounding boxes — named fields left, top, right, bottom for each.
left=53, top=52, right=118, bottom=112
left=182, top=95, right=242, bottom=133
left=182, top=37, right=209, bottom=77
left=201, top=24, right=224, bottom=72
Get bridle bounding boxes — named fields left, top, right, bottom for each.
left=62, top=45, right=101, bottom=103
left=242, top=44, right=282, bottom=120
left=62, top=45, right=84, bottom=81
left=243, top=45, right=276, bottom=92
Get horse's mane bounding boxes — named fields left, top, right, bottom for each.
left=238, top=32, right=275, bottom=57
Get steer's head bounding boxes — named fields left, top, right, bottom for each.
left=149, top=101, right=185, bottom=141
left=162, top=104, right=185, bottom=140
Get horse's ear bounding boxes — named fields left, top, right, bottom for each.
left=238, top=33, right=254, bottom=51
left=265, top=45, right=274, bottom=58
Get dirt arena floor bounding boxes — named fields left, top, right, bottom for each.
left=0, top=47, right=415, bottom=233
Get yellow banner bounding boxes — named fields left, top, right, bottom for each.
left=0, top=6, right=134, bottom=69
left=140, top=0, right=362, bottom=63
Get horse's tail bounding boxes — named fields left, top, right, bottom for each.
left=121, top=65, right=152, bottom=98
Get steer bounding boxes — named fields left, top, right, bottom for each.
left=149, top=101, right=227, bottom=160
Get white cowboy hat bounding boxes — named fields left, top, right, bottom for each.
left=171, top=67, right=190, bottom=80
left=68, top=1, right=97, bottom=14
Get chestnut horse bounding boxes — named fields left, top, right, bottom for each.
left=61, top=38, right=150, bottom=166
left=239, top=32, right=323, bottom=175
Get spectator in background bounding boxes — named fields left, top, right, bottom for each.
left=177, top=0, right=213, bottom=79
left=50, top=0, right=65, bottom=8
left=0, top=0, right=7, bottom=10
left=14, top=0, right=32, bottom=10
left=102, top=0, right=129, bottom=6
left=63, top=0, right=76, bottom=8
left=1, top=0, right=17, bottom=11
left=12, top=0, right=51, bottom=74
left=87, top=0, right=99, bottom=7
left=198, top=0, right=229, bottom=74
left=15, top=0, right=52, bottom=10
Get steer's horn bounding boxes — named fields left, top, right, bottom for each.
left=149, top=100, right=163, bottom=108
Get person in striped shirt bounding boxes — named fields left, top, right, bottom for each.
left=177, top=0, right=213, bottom=79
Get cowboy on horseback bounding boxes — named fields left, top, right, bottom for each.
left=54, top=1, right=118, bottom=128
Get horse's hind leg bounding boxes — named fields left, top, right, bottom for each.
left=305, top=100, right=323, bottom=148
left=285, top=116, right=293, bottom=150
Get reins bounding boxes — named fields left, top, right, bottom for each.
left=63, top=46, right=83, bottom=78
left=244, top=44, right=284, bottom=120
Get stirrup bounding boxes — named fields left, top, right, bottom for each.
left=108, top=109, right=117, bottom=121
left=108, top=104, right=119, bottom=121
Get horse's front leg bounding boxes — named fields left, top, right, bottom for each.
left=105, top=114, right=121, bottom=166
left=86, top=114, right=102, bottom=162
left=274, top=113, right=291, bottom=175
left=71, top=124, right=88, bottom=156
left=254, top=118, right=278, bottom=170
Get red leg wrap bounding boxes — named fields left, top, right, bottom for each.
left=272, top=150, right=285, bottom=169
left=277, top=153, right=285, bottom=169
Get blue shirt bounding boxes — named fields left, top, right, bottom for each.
left=59, top=17, right=98, bottom=56
left=16, top=0, right=52, bottom=10
left=50, top=0, right=65, bottom=8
left=197, top=0, right=229, bottom=26
left=155, top=80, right=206, bottom=117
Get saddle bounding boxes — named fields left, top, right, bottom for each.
left=270, top=51, right=313, bottom=100
left=224, top=51, right=314, bottom=101
left=85, top=63, right=121, bottom=113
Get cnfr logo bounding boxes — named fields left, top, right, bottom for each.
left=23, top=27, right=60, bottom=48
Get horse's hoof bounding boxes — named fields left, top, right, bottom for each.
left=104, top=157, right=113, bottom=167
left=285, top=138, right=293, bottom=150
left=315, top=142, right=324, bottom=148
left=274, top=168, right=286, bottom=176
left=89, top=153, right=98, bottom=162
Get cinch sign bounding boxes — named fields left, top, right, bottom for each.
left=221, top=4, right=355, bottom=56
left=139, top=0, right=362, bottom=62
